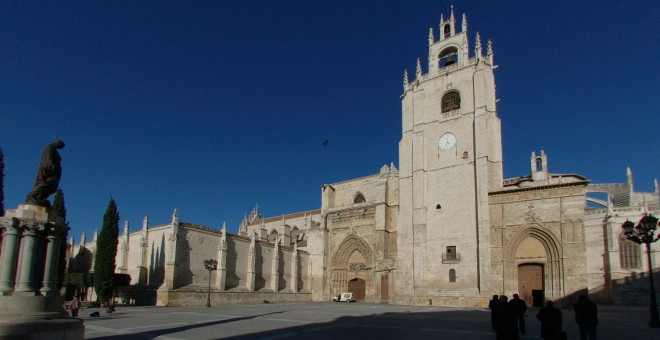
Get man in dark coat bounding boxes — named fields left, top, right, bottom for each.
left=488, top=295, right=499, bottom=331
left=537, top=300, right=563, bottom=339
left=573, top=294, right=598, bottom=340
left=25, top=140, right=65, bottom=207
left=495, top=295, right=519, bottom=340
left=510, top=293, right=527, bottom=334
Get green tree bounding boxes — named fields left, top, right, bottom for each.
left=0, top=147, right=5, bottom=215
left=94, top=198, right=120, bottom=305
left=52, top=189, right=69, bottom=290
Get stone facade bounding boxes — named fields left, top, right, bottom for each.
left=57, top=7, right=659, bottom=308
left=67, top=210, right=311, bottom=306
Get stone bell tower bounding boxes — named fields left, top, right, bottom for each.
left=395, top=7, right=503, bottom=304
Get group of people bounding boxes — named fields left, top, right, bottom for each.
left=489, top=293, right=599, bottom=340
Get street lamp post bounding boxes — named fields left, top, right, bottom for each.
left=621, top=214, right=660, bottom=328
left=204, top=259, right=218, bottom=308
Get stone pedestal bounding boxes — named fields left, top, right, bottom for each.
left=0, top=205, right=84, bottom=339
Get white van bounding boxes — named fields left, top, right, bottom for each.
left=332, top=292, right=356, bottom=302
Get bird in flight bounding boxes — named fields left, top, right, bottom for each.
left=321, top=140, right=328, bottom=146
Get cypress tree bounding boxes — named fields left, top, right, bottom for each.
left=0, top=147, right=4, bottom=216
left=94, top=198, right=120, bottom=305
left=52, top=189, right=68, bottom=290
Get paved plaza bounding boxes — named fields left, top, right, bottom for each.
left=80, top=302, right=659, bottom=339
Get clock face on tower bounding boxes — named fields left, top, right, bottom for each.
left=439, top=132, right=457, bottom=150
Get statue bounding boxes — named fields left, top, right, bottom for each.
left=25, top=140, right=65, bottom=207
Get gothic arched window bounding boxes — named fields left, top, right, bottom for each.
left=619, top=235, right=640, bottom=269
left=442, top=91, right=461, bottom=113
left=354, top=192, right=366, bottom=204
left=268, top=229, right=279, bottom=242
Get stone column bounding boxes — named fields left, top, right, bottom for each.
left=14, top=221, right=45, bottom=294
left=0, top=204, right=83, bottom=339
left=163, top=209, right=179, bottom=290
left=216, top=223, right=227, bottom=291
left=137, top=216, right=149, bottom=286
left=270, top=237, right=280, bottom=292
left=290, top=241, right=299, bottom=292
left=41, top=230, right=63, bottom=295
left=0, top=218, right=21, bottom=295
left=246, top=230, right=256, bottom=291
left=118, top=221, right=129, bottom=273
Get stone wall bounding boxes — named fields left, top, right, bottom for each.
left=163, top=289, right=311, bottom=306
left=66, top=219, right=309, bottom=306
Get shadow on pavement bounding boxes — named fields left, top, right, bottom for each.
left=91, top=311, right=284, bottom=339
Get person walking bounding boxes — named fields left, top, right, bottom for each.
left=489, top=295, right=499, bottom=331
left=537, top=300, right=563, bottom=339
left=69, top=296, right=81, bottom=318
left=573, top=294, right=598, bottom=340
left=510, top=293, right=527, bottom=334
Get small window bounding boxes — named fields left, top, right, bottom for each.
left=619, top=235, right=640, bottom=269
left=354, top=192, right=366, bottom=204
left=449, top=269, right=456, bottom=282
left=444, top=24, right=451, bottom=38
left=536, top=158, right=543, bottom=172
left=442, top=91, right=461, bottom=113
left=446, top=246, right=457, bottom=260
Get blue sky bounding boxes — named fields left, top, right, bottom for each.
left=1, top=1, right=659, bottom=239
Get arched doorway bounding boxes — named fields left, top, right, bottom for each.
left=504, top=226, right=563, bottom=302
left=348, top=278, right=366, bottom=301
left=330, top=235, right=374, bottom=301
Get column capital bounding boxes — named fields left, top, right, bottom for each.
left=0, top=217, right=21, bottom=234
left=16, top=219, right=48, bottom=234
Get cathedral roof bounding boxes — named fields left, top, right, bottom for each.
left=495, top=173, right=590, bottom=195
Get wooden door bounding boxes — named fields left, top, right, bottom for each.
left=380, top=274, right=389, bottom=301
left=348, top=278, right=366, bottom=301
left=518, top=264, right=544, bottom=307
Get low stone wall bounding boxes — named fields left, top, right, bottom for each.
left=162, top=289, right=312, bottom=306
left=392, top=295, right=486, bottom=308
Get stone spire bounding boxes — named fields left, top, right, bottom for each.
left=142, top=215, right=149, bottom=231
left=475, top=32, right=482, bottom=58
left=80, top=232, right=86, bottom=246
left=123, top=220, right=129, bottom=235
left=462, top=13, right=467, bottom=33
left=627, top=167, right=634, bottom=206
left=239, top=213, right=248, bottom=236
left=403, top=69, right=409, bottom=91
left=487, top=39, right=494, bottom=64
left=428, top=27, right=434, bottom=45
left=171, top=208, right=179, bottom=225
left=416, top=58, right=422, bottom=79
left=450, top=5, right=455, bottom=21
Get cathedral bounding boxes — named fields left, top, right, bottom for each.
left=65, top=8, right=659, bottom=308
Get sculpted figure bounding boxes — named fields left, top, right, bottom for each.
left=25, top=140, right=65, bottom=207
